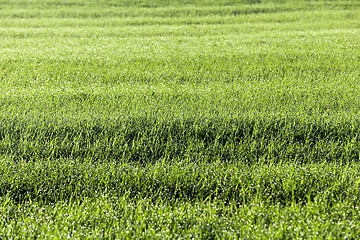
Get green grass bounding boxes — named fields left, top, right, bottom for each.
left=1, top=0, right=360, bottom=238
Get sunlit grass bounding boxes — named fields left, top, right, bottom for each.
left=1, top=0, right=360, bottom=238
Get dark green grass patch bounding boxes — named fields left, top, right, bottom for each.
left=0, top=115, right=359, bottom=164
left=1, top=156, right=360, bottom=205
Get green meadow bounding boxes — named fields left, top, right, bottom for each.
left=1, top=0, right=360, bottom=238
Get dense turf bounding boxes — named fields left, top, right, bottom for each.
left=1, top=0, right=360, bottom=238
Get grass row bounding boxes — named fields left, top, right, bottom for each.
left=0, top=115, right=359, bottom=163
left=1, top=0, right=358, bottom=19
left=1, top=156, right=360, bottom=205
left=1, top=194, right=360, bottom=239
left=1, top=30, right=358, bottom=89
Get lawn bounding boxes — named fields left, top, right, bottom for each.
left=0, top=0, right=360, bottom=238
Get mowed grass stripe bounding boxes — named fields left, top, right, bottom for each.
left=0, top=116, right=359, bottom=163
left=1, top=157, right=360, bottom=205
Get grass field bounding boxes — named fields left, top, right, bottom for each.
left=1, top=0, right=360, bottom=238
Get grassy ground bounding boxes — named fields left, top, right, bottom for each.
left=1, top=0, right=360, bottom=238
